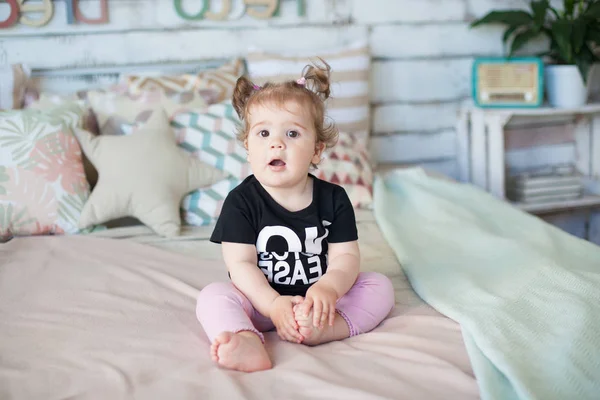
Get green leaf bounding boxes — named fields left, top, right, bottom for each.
left=509, top=29, right=542, bottom=56
left=0, top=186, right=6, bottom=196
left=470, top=10, right=533, bottom=28
left=531, top=0, right=549, bottom=28
left=503, top=25, right=521, bottom=42
left=564, top=0, right=576, bottom=17
left=587, top=27, right=600, bottom=44
left=572, top=17, right=588, bottom=52
left=575, top=44, right=596, bottom=83
left=548, top=37, right=562, bottom=59
left=585, top=2, right=600, bottom=18
left=548, top=6, right=561, bottom=19
left=551, top=19, right=574, bottom=63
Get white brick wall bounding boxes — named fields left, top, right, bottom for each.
left=0, top=0, right=537, bottom=177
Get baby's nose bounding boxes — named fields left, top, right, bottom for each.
left=270, top=139, right=284, bottom=149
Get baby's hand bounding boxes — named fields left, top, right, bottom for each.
left=293, top=300, right=324, bottom=342
left=269, top=296, right=304, bottom=343
left=298, top=284, right=338, bottom=329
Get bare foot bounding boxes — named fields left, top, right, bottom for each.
left=294, top=307, right=351, bottom=346
left=294, top=307, right=321, bottom=340
left=210, top=331, right=272, bottom=372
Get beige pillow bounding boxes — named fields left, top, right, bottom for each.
left=74, top=110, right=226, bottom=237
left=121, top=58, right=245, bottom=104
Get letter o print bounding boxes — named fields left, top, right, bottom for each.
left=256, top=226, right=302, bottom=253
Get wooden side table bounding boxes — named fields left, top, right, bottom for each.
left=456, top=103, right=600, bottom=214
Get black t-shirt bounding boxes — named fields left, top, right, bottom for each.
left=210, top=174, right=358, bottom=296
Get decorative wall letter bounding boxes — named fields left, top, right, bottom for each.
left=228, top=0, right=247, bottom=19
left=205, top=0, right=232, bottom=20
left=17, top=0, right=54, bottom=27
left=272, top=0, right=304, bottom=17
left=174, top=0, right=209, bottom=20
left=0, top=0, right=19, bottom=29
left=296, top=0, right=305, bottom=17
left=244, top=0, right=277, bottom=19
left=73, top=0, right=109, bottom=24
left=65, top=0, right=76, bottom=24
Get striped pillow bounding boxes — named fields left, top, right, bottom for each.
left=121, top=58, right=245, bottom=104
left=245, top=42, right=371, bottom=144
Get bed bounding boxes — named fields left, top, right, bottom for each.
left=3, top=51, right=599, bottom=400
left=0, top=207, right=479, bottom=400
left=0, top=54, right=481, bottom=399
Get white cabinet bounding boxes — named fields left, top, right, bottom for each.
left=457, top=103, right=600, bottom=214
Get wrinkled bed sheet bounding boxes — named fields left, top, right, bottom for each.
left=0, top=210, right=478, bottom=400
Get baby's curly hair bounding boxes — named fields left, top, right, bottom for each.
left=232, top=58, right=338, bottom=166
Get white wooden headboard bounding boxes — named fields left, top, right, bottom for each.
left=29, top=59, right=230, bottom=94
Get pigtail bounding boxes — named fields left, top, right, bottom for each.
left=232, top=76, right=258, bottom=120
left=300, top=58, right=332, bottom=102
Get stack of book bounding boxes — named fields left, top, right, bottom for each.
left=506, top=165, right=584, bottom=204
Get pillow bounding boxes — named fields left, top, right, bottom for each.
left=121, top=58, right=245, bottom=104
left=74, top=110, right=226, bottom=237
left=28, top=92, right=100, bottom=135
left=27, top=95, right=103, bottom=188
left=0, top=103, right=90, bottom=241
left=246, top=42, right=371, bottom=145
left=316, top=132, right=373, bottom=208
left=87, top=89, right=208, bottom=136
left=172, top=102, right=373, bottom=227
left=170, top=101, right=252, bottom=226
left=27, top=86, right=138, bottom=188
left=0, top=64, right=31, bottom=110
left=181, top=176, right=244, bottom=227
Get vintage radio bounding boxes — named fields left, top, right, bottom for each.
left=472, top=57, right=544, bottom=108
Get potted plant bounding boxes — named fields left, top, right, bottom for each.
left=470, top=0, right=600, bottom=108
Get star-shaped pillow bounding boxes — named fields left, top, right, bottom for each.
left=74, top=110, right=226, bottom=237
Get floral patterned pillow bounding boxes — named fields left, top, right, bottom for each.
left=0, top=103, right=90, bottom=241
left=27, top=96, right=102, bottom=188
left=27, top=92, right=101, bottom=135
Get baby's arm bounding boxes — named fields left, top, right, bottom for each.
left=222, top=242, right=303, bottom=342
left=222, top=241, right=278, bottom=317
left=299, top=240, right=360, bottom=327
left=317, top=240, right=360, bottom=298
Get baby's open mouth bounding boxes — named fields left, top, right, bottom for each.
left=269, top=159, right=286, bottom=166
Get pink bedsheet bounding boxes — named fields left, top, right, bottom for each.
left=0, top=234, right=478, bottom=399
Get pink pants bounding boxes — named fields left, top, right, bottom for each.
left=196, top=272, right=395, bottom=343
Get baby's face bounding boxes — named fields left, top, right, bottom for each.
left=245, top=100, right=323, bottom=190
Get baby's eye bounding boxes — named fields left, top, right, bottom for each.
left=259, top=130, right=269, bottom=137
left=287, top=130, right=299, bottom=138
